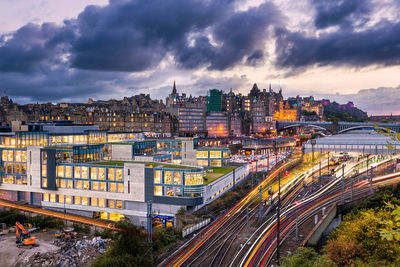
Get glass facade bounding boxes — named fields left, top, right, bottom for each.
left=0, top=148, right=27, bottom=185
left=153, top=168, right=203, bottom=198
left=196, top=148, right=230, bottom=167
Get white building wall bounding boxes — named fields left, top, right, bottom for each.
left=111, top=145, right=133, bottom=161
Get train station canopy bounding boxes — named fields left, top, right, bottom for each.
left=303, top=130, right=400, bottom=155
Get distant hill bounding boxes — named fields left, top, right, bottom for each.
left=322, top=100, right=368, bottom=122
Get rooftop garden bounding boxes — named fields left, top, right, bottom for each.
left=204, top=166, right=237, bottom=185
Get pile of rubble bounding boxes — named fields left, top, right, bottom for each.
left=28, top=237, right=110, bottom=267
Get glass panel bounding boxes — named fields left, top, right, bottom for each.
left=83, top=181, right=90, bottom=190
left=91, top=167, right=97, bottom=179
left=109, top=183, right=117, bottom=192
left=98, top=168, right=105, bottom=180
left=82, top=197, right=88, bottom=206
left=15, top=151, right=21, bottom=162
left=118, top=183, right=124, bottom=193
left=43, top=193, right=49, bottom=202
left=116, top=200, right=123, bottom=209
left=42, top=165, right=47, bottom=177
left=65, top=195, right=72, bottom=204
left=164, top=171, right=172, bottom=184
left=74, top=167, right=81, bottom=178
left=196, top=151, right=208, bottom=158
left=92, top=181, right=99, bottom=190
left=75, top=181, right=82, bottom=189
left=74, top=196, right=81, bottom=205
left=100, top=182, right=107, bottom=191
left=173, top=172, right=181, bottom=185
left=154, top=186, right=163, bottom=196
left=108, top=168, right=114, bottom=181
left=166, top=187, right=174, bottom=196
left=81, top=167, right=88, bottom=179
left=57, top=165, right=64, bottom=177
left=116, top=169, right=123, bottom=181
left=67, top=180, right=73, bottom=188
left=108, top=200, right=115, bottom=209
left=154, top=170, right=161, bottom=184
left=65, top=166, right=72, bottom=178
left=210, top=151, right=222, bottom=158
left=91, top=197, right=98, bottom=206
left=99, top=198, right=105, bottom=207
left=59, top=194, right=64, bottom=203
left=2, top=150, right=6, bottom=161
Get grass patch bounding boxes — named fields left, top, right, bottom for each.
left=204, top=167, right=235, bottom=185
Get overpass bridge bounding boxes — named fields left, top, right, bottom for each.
left=276, top=120, right=400, bottom=133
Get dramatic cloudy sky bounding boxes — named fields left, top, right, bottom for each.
left=1, top=0, right=400, bottom=114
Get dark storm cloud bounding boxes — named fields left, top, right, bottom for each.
left=312, top=0, right=372, bottom=29
left=275, top=20, right=400, bottom=69
left=71, top=0, right=281, bottom=71
left=175, top=2, right=281, bottom=70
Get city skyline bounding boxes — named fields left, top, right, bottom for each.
left=0, top=0, right=400, bottom=115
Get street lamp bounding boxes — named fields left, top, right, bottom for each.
left=310, top=139, right=316, bottom=182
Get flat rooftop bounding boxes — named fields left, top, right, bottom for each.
left=90, top=160, right=199, bottom=169
left=303, top=130, right=400, bottom=154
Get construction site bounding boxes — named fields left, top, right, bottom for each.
left=0, top=210, right=111, bottom=267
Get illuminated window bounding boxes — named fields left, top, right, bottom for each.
left=116, top=169, right=123, bottom=181
left=100, top=182, right=107, bottom=191
left=108, top=200, right=115, bottom=209
left=91, top=197, right=98, bottom=206
left=42, top=165, right=47, bottom=177
left=57, top=166, right=64, bottom=177
left=164, top=171, right=172, bottom=184
left=210, top=160, right=222, bottom=167
left=65, top=166, right=72, bottom=178
left=91, top=167, right=97, bottom=179
left=74, top=196, right=81, bottom=205
left=43, top=193, right=49, bottom=202
left=67, top=180, right=73, bottom=188
left=83, top=181, right=90, bottom=190
left=166, top=187, right=174, bottom=196
left=173, top=172, right=181, bottom=185
left=75, top=181, right=82, bottom=189
left=109, top=183, right=117, bottom=192
left=82, top=197, right=88, bottom=206
left=59, top=194, right=64, bottom=203
left=74, top=167, right=81, bottom=178
left=50, top=194, right=56, bottom=202
left=98, top=168, right=105, bottom=180
left=7, top=150, right=13, bottom=161
left=209, top=151, right=221, bottom=158
left=197, top=160, right=208, bottom=166
left=2, top=150, right=7, bottom=161
left=118, top=183, right=124, bottom=193
left=154, top=170, right=161, bottom=184
left=196, top=151, right=208, bottom=158
left=116, top=200, right=123, bottom=209
left=65, top=195, right=72, bottom=204
left=15, top=151, right=22, bottom=162
left=223, top=152, right=229, bottom=158
left=99, top=198, right=105, bottom=207
left=92, top=181, right=99, bottom=190
left=42, top=178, right=47, bottom=187
left=108, top=169, right=115, bottom=180
left=100, top=212, right=108, bottom=220
left=81, top=167, right=88, bottom=179
left=154, top=186, right=163, bottom=196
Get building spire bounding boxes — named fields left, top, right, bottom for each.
left=172, top=80, right=177, bottom=94
left=269, top=83, right=272, bottom=93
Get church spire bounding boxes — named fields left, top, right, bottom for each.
left=172, top=80, right=177, bottom=94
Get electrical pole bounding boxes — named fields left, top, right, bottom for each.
left=233, top=168, right=236, bottom=191
left=147, top=201, right=152, bottom=243
left=370, top=166, right=374, bottom=195
left=267, top=149, right=270, bottom=172
left=319, top=148, right=322, bottom=186
left=276, top=171, right=281, bottom=266
left=366, top=155, right=369, bottom=180
left=255, top=159, right=258, bottom=185
left=259, top=185, right=263, bottom=218
left=350, top=174, right=353, bottom=201
left=341, top=164, right=345, bottom=204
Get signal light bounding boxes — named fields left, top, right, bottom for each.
left=284, top=171, right=289, bottom=176
left=295, top=201, right=300, bottom=207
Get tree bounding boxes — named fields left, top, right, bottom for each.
left=282, top=247, right=333, bottom=267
